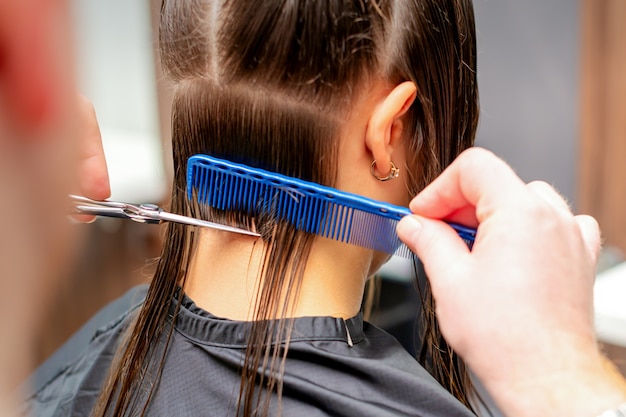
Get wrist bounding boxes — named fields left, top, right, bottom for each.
left=482, top=345, right=626, bottom=417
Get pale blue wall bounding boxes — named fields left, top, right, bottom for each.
left=71, top=0, right=166, bottom=202
left=474, top=0, right=580, bottom=206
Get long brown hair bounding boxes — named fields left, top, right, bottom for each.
left=94, top=0, right=479, bottom=415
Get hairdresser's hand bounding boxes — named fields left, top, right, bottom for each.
left=74, top=96, right=110, bottom=222
left=397, top=148, right=626, bottom=417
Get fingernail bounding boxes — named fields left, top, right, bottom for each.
left=397, top=215, right=422, bottom=241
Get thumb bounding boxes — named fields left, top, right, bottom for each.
left=397, top=215, right=471, bottom=282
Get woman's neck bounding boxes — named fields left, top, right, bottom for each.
left=184, top=229, right=376, bottom=321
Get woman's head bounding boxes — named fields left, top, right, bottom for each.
left=97, top=1, right=479, bottom=416
left=160, top=0, right=478, bottom=207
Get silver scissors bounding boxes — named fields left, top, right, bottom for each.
left=70, top=195, right=260, bottom=237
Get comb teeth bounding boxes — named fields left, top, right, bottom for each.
left=187, top=155, right=475, bottom=258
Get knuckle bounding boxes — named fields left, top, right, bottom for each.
left=576, top=214, right=599, bottom=227
left=458, top=147, right=500, bottom=172
left=526, top=180, right=552, bottom=191
left=460, top=147, right=494, bottom=163
left=526, top=181, right=572, bottom=212
left=516, top=190, right=555, bottom=218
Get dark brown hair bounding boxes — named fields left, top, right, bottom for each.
left=94, top=0, right=479, bottom=415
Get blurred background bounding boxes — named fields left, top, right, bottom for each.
left=37, top=0, right=626, bottom=414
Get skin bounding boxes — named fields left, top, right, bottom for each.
left=0, top=0, right=109, bottom=413
left=397, top=148, right=626, bottom=417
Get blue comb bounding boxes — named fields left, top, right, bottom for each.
left=186, top=154, right=476, bottom=258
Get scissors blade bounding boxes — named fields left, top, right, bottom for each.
left=70, top=194, right=132, bottom=220
left=69, top=195, right=261, bottom=237
left=73, top=204, right=129, bottom=219
left=154, top=211, right=261, bottom=237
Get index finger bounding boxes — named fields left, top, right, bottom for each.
left=77, top=95, right=110, bottom=200
left=409, top=148, right=526, bottom=223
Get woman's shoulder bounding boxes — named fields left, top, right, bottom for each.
left=276, top=319, right=475, bottom=416
left=23, top=285, right=148, bottom=417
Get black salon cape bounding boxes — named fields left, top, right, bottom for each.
left=26, top=287, right=474, bottom=417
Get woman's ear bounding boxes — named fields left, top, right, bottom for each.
left=365, top=81, right=417, bottom=177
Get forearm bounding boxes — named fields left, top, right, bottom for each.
left=486, top=346, right=626, bottom=417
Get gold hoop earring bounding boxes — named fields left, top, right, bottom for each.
left=370, top=160, right=399, bottom=181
